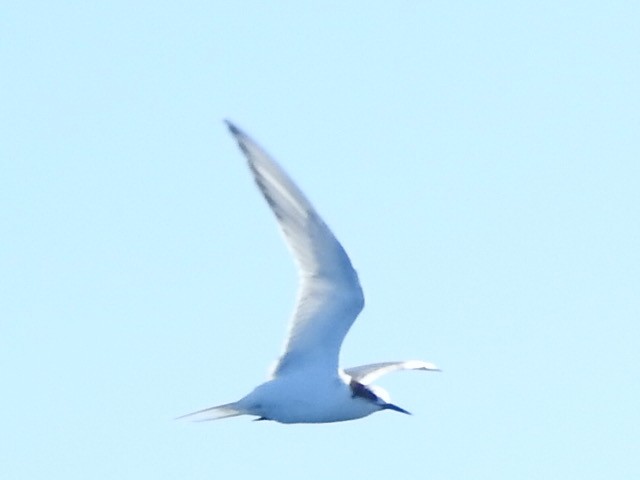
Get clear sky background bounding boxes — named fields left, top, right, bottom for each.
left=2, top=2, right=639, bottom=479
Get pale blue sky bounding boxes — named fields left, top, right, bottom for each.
left=2, top=2, right=639, bottom=479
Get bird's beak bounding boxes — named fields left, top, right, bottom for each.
left=383, top=403, right=411, bottom=415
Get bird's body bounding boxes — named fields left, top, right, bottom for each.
left=179, top=121, right=439, bottom=424
left=232, top=372, right=380, bottom=424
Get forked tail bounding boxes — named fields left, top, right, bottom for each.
left=176, top=402, right=245, bottom=422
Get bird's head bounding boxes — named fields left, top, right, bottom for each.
left=349, top=379, right=411, bottom=416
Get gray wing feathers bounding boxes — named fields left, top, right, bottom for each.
left=226, top=121, right=364, bottom=376
left=345, top=360, right=440, bottom=385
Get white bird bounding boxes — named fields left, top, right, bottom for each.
left=179, top=121, right=439, bottom=424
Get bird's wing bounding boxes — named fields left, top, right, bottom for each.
left=344, top=360, right=440, bottom=385
left=226, top=121, right=364, bottom=377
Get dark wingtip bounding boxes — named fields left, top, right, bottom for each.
left=224, top=119, right=241, bottom=136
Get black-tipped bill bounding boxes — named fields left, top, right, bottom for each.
left=383, top=403, right=411, bottom=415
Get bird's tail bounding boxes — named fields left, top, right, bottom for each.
left=176, top=402, right=245, bottom=422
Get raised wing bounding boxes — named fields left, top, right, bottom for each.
left=344, top=360, right=440, bottom=385
left=226, top=121, right=364, bottom=377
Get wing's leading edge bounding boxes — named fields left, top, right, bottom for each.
left=226, top=121, right=364, bottom=377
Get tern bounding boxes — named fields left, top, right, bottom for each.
left=179, top=121, right=439, bottom=424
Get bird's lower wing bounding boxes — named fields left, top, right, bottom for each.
left=345, top=360, right=440, bottom=385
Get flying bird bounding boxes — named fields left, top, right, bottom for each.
left=179, top=121, right=439, bottom=424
